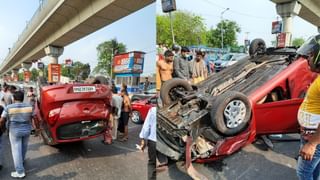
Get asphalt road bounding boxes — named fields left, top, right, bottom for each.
left=158, top=134, right=300, bottom=180
left=0, top=121, right=147, bottom=180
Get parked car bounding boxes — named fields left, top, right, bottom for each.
left=157, top=39, right=317, bottom=169
left=214, top=53, right=248, bottom=72
left=130, top=88, right=157, bottom=102
left=131, top=95, right=157, bottom=124
left=34, top=83, right=112, bottom=145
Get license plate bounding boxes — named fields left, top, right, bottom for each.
left=73, top=86, right=96, bottom=93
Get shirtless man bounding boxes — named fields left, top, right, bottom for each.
left=118, top=89, right=131, bottom=141
left=157, top=50, right=174, bottom=87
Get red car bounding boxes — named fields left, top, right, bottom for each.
left=131, top=95, right=157, bottom=124
left=157, top=39, right=317, bottom=176
left=34, top=83, right=112, bottom=145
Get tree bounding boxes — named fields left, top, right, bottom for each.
left=61, top=61, right=91, bottom=80
left=30, top=68, right=39, bottom=81
left=292, top=37, right=305, bottom=47
left=157, top=11, right=207, bottom=47
left=207, top=20, right=241, bottom=48
left=93, top=39, right=126, bottom=77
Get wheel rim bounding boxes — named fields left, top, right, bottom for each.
left=131, top=111, right=140, bottom=123
left=224, top=100, right=246, bottom=128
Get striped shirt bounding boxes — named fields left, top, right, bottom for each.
left=1, top=103, right=34, bottom=133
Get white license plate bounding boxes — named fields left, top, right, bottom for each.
left=73, top=86, right=96, bottom=93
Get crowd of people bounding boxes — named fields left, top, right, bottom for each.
left=156, top=44, right=209, bottom=91
left=0, top=83, right=35, bottom=178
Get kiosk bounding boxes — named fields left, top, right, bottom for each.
left=113, top=51, right=145, bottom=94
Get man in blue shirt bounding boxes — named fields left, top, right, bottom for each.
left=0, top=91, right=34, bottom=178
left=139, top=106, right=156, bottom=180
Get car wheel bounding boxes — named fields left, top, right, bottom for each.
left=160, top=78, right=193, bottom=106
left=131, top=110, right=142, bottom=124
left=249, top=38, right=266, bottom=57
left=210, top=91, right=252, bottom=136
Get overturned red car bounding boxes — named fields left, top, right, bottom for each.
left=34, top=83, right=112, bottom=145
left=131, top=95, right=157, bottom=124
left=157, top=39, right=317, bottom=167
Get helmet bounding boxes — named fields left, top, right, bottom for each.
left=297, top=34, right=320, bottom=68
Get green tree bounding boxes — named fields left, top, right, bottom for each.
left=18, top=72, right=24, bottom=81
left=157, top=11, right=207, bottom=47
left=61, top=61, right=91, bottom=80
left=30, top=68, right=39, bottom=81
left=93, top=39, right=126, bottom=77
left=292, top=37, right=305, bottom=47
left=207, top=20, right=241, bottom=48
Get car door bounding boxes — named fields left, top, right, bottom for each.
left=253, top=58, right=317, bottom=135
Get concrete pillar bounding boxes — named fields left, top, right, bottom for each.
left=21, top=62, right=32, bottom=71
left=11, top=69, right=19, bottom=82
left=276, top=1, right=301, bottom=46
left=44, top=45, right=63, bottom=83
left=44, top=45, right=64, bottom=64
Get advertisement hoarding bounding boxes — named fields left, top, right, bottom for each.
left=271, top=21, right=282, bottom=34
left=113, top=51, right=145, bottom=74
left=48, top=64, right=61, bottom=83
left=277, top=32, right=286, bottom=48
left=24, top=71, right=31, bottom=82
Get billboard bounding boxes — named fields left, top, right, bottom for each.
left=277, top=32, right=286, bottom=48
left=113, top=51, right=145, bottom=74
left=161, top=0, right=176, bottom=13
left=24, top=71, right=31, bottom=82
left=48, top=64, right=61, bottom=83
left=65, top=59, right=73, bottom=67
left=271, top=21, right=282, bottom=34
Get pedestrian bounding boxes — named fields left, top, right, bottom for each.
left=0, top=91, right=35, bottom=178
left=295, top=34, right=320, bottom=180
left=144, top=77, right=150, bottom=92
left=157, top=50, right=174, bottom=88
left=173, top=46, right=192, bottom=82
left=118, top=89, right=131, bottom=141
left=138, top=107, right=156, bottom=180
left=190, top=50, right=208, bottom=84
left=102, top=90, right=122, bottom=144
left=27, top=87, right=36, bottom=107
left=111, top=81, right=118, bottom=94
left=0, top=105, right=4, bottom=171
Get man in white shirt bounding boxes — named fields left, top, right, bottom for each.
left=139, top=107, right=156, bottom=180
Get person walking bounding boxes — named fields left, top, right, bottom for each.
left=295, top=34, right=320, bottom=180
left=0, top=91, right=35, bottom=178
left=138, top=107, right=156, bottom=180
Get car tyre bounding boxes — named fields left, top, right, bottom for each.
left=131, top=110, right=142, bottom=124
left=210, top=91, right=251, bottom=136
left=249, top=38, right=266, bottom=57
left=160, top=78, right=193, bottom=106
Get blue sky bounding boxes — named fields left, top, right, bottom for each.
left=156, top=0, right=318, bottom=46
left=0, top=1, right=156, bottom=76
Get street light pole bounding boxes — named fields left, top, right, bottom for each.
left=169, top=12, right=175, bottom=44
left=221, top=8, right=229, bottom=50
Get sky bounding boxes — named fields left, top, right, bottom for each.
left=0, top=1, right=156, bottom=76
left=156, top=0, right=319, bottom=46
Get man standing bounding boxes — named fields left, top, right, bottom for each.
left=144, top=77, right=150, bottom=92
left=190, top=50, right=208, bottom=84
left=173, top=46, right=192, bottom=81
left=295, top=34, right=320, bottom=180
left=118, top=89, right=131, bottom=141
left=139, top=107, right=156, bottom=180
left=157, top=50, right=174, bottom=87
left=0, top=91, right=34, bottom=178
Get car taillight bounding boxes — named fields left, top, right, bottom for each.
left=48, top=108, right=61, bottom=126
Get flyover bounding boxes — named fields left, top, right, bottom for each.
left=0, top=0, right=154, bottom=76
left=271, top=0, right=320, bottom=45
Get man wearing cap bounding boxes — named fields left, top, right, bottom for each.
left=173, top=46, right=192, bottom=81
